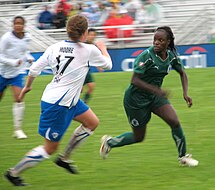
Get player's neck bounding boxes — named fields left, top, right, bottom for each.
left=12, top=31, right=24, bottom=39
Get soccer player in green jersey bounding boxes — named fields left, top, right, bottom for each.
left=83, top=28, right=97, bottom=103
left=83, top=28, right=104, bottom=103
left=100, top=26, right=199, bottom=167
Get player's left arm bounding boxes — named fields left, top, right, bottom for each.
left=91, top=41, right=112, bottom=70
left=18, top=75, right=35, bottom=102
left=175, top=66, right=192, bottom=107
left=18, top=46, right=51, bottom=102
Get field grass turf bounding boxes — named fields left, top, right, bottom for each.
left=0, top=68, right=215, bottom=190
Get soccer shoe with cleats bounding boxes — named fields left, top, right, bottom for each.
left=55, top=155, right=78, bottom=174
left=100, top=135, right=112, bottom=159
left=178, top=154, right=199, bottom=167
left=4, top=169, right=28, bottom=186
left=13, top=129, right=27, bottom=139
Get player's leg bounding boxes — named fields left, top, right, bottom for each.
left=83, top=82, right=95, bottom=103
left=10, top=74, right=27, bottom=139
left=83, top=70, right=95, bottom=103
left=100, top=104, right=150, bottom=159
left=61, top=108, right=98, bottom=159
left=55, top=100, right=96, bottom=173
left=153, top=103, right=198, bottom=166
left=11, top=86, right=27, bottom=139
left=5, top=139, right=57, bottom=186
left=153, top=104, right=186, bottom=157
left=0, top=75, right=7, bottom=100
left=5, top=101, right=69, bottom=185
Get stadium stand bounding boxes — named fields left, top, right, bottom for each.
left=0, top=0, right=215, bottom=52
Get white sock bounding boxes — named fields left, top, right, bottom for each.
left=11, top=145, right=50, bottom=176
left=63, top=125, right=93, bottom=160
left=13, top=102, right=25, bottom=130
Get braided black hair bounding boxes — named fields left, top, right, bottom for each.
left=156, top=26, right=177, bottom=55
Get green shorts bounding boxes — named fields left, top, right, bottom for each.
left=84, top=70, right=94, bottom=85
left=123, top=92, right=170, bottom=128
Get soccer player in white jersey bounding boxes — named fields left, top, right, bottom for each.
left=4, top=14, right=112, bottom=186
left=0, top=16, right=34, bottom=139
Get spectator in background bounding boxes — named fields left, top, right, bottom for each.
left=103, top=8, right=134, bottom=39
left=95, top=2, right=110, bottom=26
left=37, top=5, right=53, bottom=30
left=67, top=4, right=79, bottom=18
left=80, top=2, right=100, bottom=27
left=0, top=16, right=34, bottom=139
left=109, top=0, right=121, bottom=17
left=134, top=4, right=146, bottom=24
left=123, top=0, right=142, bottom=19
left=143, top=0, right=164, bottom=24
left=55, top=0, right=72, bottom=17
left=53, top=5, right=67, bottom=29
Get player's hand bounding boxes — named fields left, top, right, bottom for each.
left=184, top=95, right=192, bottom=107
left=97, top=67, right=104, bottom=72
left=95, top=41, right=106, bottom=50
left=156, top=88, right=170, bottom=99
left=16, top=59, right=23, bottom=67
left=18, top=86, right=32, bottom=102
left=28, top=59, right=34, bottom=64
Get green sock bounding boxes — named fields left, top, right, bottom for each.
left=171, top=126, right=186, bottom=158
left=84, top=93, right=91, bottom=103
left=108, top=132, right=137, bottom=148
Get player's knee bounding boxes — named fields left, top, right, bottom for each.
left=84, top=117, right=99, bottom=131
left=135, top=136, right=144, bottom=143
left=92, top=117, right=99, bottom=130
left=169, top=119, right=180, bottom=128
left=134, top=133, right=145, bottom=143
left=44, top=141, right=59, bottom=155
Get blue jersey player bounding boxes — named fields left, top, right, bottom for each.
left=4, top=14, right=112, bottom=186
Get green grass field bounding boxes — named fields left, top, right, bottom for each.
left=1, top=68, right=215, bottom=190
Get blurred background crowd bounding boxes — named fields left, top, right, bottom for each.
left=0, top=0, right=215, bottom=51
left=36, top=0, right=164, bottom=41
left=11, top=0, right=164, bottom=31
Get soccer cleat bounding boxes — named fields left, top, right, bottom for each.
left=55, top=156, right=78, bottom=174
left=100, top=135, right=112, bottom=159
left=178, top=154, right=199, bottom=167
left=4, top=169, right=27, bottom=186
left=13, top=130, right=27, bottom=139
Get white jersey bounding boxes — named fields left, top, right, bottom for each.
left=0, top=31, right=33, bottom=78
left=29, top=40, right=112, bottom=107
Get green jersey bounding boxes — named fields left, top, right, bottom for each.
left=124, top=46, right=184, bottom=109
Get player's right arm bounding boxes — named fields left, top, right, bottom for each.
left=18, top=46, right=52, bottom=102
left=90, top=41, right=112, bottom=70
left=131, top=72, right=169, bottom=98
left=0, top=33, right=22, bottom=67
left=18, top=75, right=35, bottom=102
left=132, top=50, right=169, bottom=98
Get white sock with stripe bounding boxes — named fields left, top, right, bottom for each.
left=63, top=125, right=93, bottom=160
left=11, top=145, right=50, bottom=176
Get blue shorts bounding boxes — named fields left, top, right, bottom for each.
left=38, top=99, right=89, bottom=142
left=0, top=74, right=25, bottom=92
